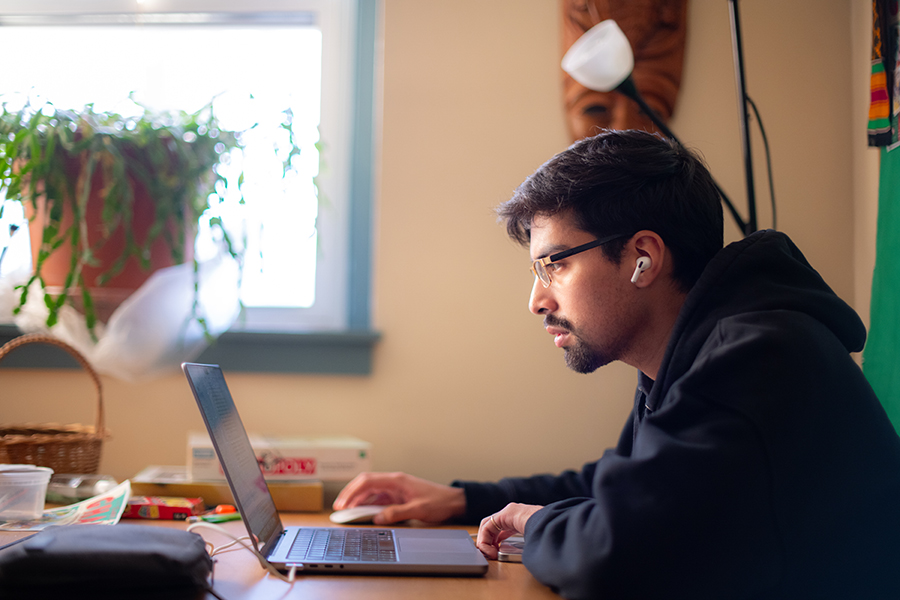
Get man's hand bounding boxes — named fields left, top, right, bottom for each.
left=476, top=502, right=543, bottom=559
left=332, top=472, right=466, bottom=525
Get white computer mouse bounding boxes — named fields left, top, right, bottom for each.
left=329, top=505, right=386, bottom=525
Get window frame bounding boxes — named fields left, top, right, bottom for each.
left=0, top=0, right=380, bottom=374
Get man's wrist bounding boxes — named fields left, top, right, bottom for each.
left=447, top=485, right=467, bottom=519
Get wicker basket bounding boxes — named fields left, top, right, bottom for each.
left=0, top=333, right=108, bottom=474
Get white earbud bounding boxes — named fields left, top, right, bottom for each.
left=631, top=257, right=651, bottom=284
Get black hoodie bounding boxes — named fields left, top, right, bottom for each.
left=454, top=231, right=900, bottom=599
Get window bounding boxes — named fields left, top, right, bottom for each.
left=0, top=0, right=379, bottom=373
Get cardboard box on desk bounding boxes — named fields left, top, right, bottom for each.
left=131, top=466, right=324, bottom=512
left=187, top=432, right=372, bottom=482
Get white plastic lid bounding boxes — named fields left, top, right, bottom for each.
left=0, top=464, right=53, bottom=481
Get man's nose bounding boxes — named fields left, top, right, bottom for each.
left=529, top=277, right=557, bottom=315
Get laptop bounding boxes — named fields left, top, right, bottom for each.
left=182, top=362, right=488, bottom=576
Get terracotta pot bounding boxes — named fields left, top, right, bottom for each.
left=27, top=170, right=193, bottom=323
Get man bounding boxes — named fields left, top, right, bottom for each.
left=334, top=130, right=900, bottom=599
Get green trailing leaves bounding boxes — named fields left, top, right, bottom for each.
left=0, top=98, right=244, bottom=333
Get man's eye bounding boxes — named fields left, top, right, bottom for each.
left=546, top=262, right=562, bottom=272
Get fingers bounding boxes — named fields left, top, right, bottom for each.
left=333, top=472, right=403, bottom=510
left=333, top=474, right=369, bottom=510
left=333, top=472, right=467, bottom=524
left=332, top=472, right=416, bottom=525
left=372, top=502, right=419, bottom=525
left=475, top=503, right=543, bottom=560
left=476, top=512, right=512, bottom=559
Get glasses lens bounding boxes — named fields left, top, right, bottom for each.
left=532, top=261, right=551, bottom=287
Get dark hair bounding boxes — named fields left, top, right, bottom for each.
left=497, top=129, right=724, bottom=292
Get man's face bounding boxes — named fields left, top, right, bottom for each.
left=528, top=213, right=639, bottom=374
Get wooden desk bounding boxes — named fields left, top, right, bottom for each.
left=153, top=513, right=561, bottom=600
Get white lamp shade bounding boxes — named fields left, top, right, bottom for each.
left=561, top=20, right=634, bottom=93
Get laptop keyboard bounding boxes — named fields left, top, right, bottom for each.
left=287, top=529, right=398, bottom=562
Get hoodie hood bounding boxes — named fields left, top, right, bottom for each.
left=651, top=230, right=866, bottom=403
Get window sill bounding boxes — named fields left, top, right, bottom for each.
left=0, top=325, right=380, bottom=375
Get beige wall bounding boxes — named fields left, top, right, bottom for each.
left=2, top=0, right=880, bottom=491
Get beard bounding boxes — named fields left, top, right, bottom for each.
left=563, top=338, right=612, bottom=373
left=544, top=314, right=614, bottom=374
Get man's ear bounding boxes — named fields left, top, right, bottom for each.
left=627, top=231, right=666, bottom=288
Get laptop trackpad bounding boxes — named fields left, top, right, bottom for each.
left=398, top=538, right=477, bottom=553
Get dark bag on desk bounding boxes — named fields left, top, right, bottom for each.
left=0, top=524, right=213, bottom=599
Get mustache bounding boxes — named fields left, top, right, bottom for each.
left=544, top=314, right=576, bottom=333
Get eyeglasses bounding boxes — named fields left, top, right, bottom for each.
left=531, top=233, right=629, bottom=288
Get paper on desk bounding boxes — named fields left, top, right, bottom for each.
left=0, top=480, right=131, bottom=531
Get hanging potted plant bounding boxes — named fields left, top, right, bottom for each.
left=0, top=98, right=248, bottom=335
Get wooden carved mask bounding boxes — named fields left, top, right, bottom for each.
left=562, top=0, right=688, bottom=141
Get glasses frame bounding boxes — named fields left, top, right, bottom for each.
left=531, top=233, right=630, bottom=288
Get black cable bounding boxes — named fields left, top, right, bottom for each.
left=745, top=95, right=777, bottom=230
left=204, top=583, right=230, bottom=600
left=616, top=78, right=752, bottom=236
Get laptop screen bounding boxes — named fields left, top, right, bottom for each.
left=183, top=363, right=284, bottom=554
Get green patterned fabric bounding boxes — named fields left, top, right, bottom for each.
left=864, top=146, right=900, bottom=432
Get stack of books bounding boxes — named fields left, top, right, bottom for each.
left=131, top=433, right=372, bottom=512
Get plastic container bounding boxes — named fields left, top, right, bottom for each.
left=0, top=464, right=53, bottom=521
left=46, top=473, right=118, bottom=503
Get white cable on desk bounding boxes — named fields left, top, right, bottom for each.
left=187, top=521, right=299, bottom=584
